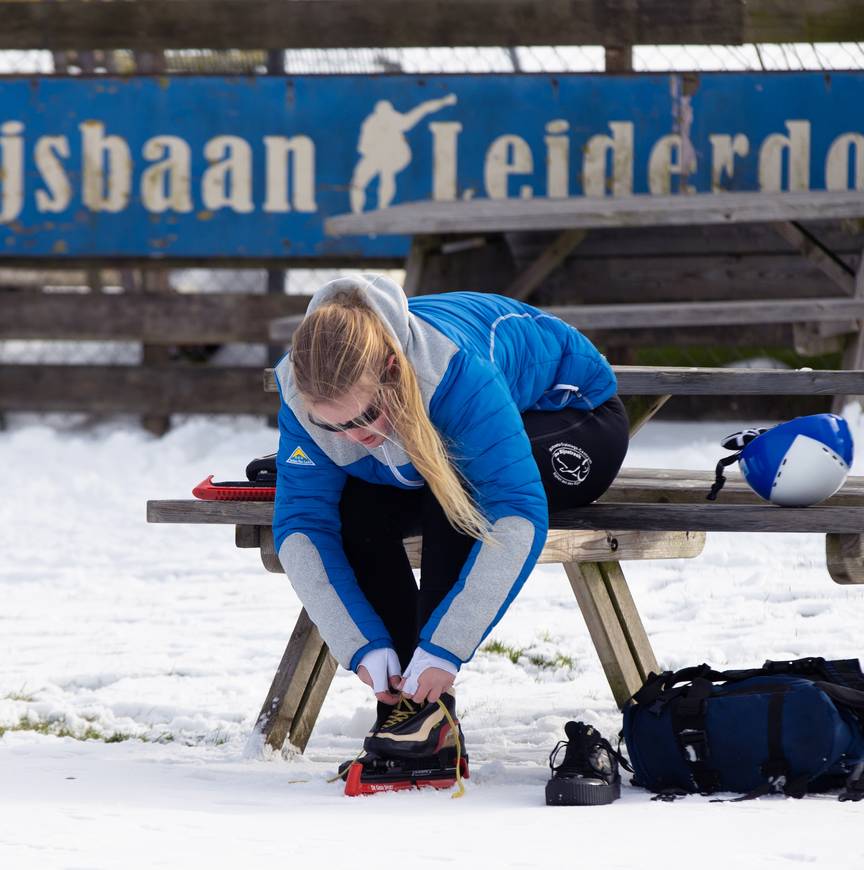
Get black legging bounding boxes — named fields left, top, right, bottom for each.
left=339, top=395, right=629, bottom=676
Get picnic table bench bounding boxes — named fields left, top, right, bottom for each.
left=147, top=363, right=864, bottom=756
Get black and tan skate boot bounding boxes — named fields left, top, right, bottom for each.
left=545, top=721, right=631, bottom=806
left=343, top=692, right=469, bottom=796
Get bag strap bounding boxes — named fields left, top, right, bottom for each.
left=670, top=678, right=721, bottom=794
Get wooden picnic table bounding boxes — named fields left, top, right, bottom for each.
left=147, top=363, right=864, bottom=755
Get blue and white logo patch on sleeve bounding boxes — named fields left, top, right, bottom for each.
left=287, top=446, right=316, bottom=466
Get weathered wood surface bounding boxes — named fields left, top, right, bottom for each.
left=154, top=501, right=864, bottom=533
left=326, top=192, right=864, bottom=237
left=147, top=469, right=864, bottom=526
left=826, top=533, right=864, bottom=584
left=533, top=255, right=860, bottom=305
left=256, top=527, right=705, bottom=572
left=4, top=0, right=863, bottom=50
left=546, top=298, right=864, bottom=330
left=565, top=561, right=657, bottom=707
left=771, top=221, right=856, bottom=294
left=270, top=299, right=854, bottom=346
left=504, top=229, right=586, bottom=302
left=249, top=608, right=337, bottom=755
left=2, top=365, right=279, bottom=414
left=0, top=292, right=311, bottom=343
left=507, top=221, right=864, bottom=260
left=264, top=366, right=864, bottom=397
left=553, top=503, right=864, bottom=534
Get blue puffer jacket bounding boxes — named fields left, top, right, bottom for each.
left=272, top=275, right=617, bottom=672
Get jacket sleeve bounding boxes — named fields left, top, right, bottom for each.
left=417, top=351, right=550, bottom=667
left=272, top=400, right=394, bottom=671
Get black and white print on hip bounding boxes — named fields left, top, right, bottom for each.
left=549, top=442, right=592, bottom=486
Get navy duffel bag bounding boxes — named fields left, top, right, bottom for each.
left=622, top=657, right=864, bottom=801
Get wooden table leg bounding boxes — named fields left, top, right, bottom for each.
left=247, top=608, right=337, bottom=755
left=564, top=560, right=659, bottom=708
left=826, top=533, right=864, bottom=584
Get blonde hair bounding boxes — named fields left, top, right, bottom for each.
left=291, top=288, right=492, bottom=542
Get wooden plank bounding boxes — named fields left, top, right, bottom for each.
left=2, top=365, right=279, bottom=415
left=537, top=255, right=859, bottom=305
left=552, top=503, right=864, bottom=534
left=248, top=608, right=337, bottom=755
left=624, top=395, right=671, bottom=437
left=607, top=468, right=864, bottom=506
left=546, top=297, right=864, bottom=330
left=235, top=525, right=261, bottom=549
left=5, top=1, right=863, bottom=51
left=506, top=221, right=864, bottom=260
left=833, top=246, right=864, bottom=413
left=0, top=292, right=311, bottom=343
left=326, top=191, right=864, bottom=238
left=147, top=471, right=864, bottom=525
left=505, top=229, right=586, bottom=302
left=771, top=221, right=856, bottom=295
left=537, top=529, right=704, bottom=563
left=826, top=533, right=864, bottom=584
left=612, top=366, right=864, bottom=396
left=598, top=561, right=659, bottom=683
left=564, top=561, right=645, bottom=707
left=264, top=365, right=864, bottom=396
left=259, top=526, right=284, bottom=573
left=254, top=525, right=704, bottom=570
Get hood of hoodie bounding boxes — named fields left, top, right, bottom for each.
left=304, top=273, right=411, bottom=352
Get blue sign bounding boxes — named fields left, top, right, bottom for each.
left=0, top=72, right=862, bottom=258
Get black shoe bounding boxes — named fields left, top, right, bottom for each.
left=545, top=721, right=627, bottom=806
left=363, top=691, right=465, bottom=761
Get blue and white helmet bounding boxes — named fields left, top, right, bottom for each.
left=708, top=414, right=854, bottom=506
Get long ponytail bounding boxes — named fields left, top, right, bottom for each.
left=291, top=288, right=492, bottom=543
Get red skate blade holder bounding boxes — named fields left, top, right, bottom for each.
left=192, top=475, right=276, bottom=501
left=344, top=757, right=469, bottom=797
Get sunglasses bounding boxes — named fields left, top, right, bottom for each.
left=308, top=394, right=384, bottom=433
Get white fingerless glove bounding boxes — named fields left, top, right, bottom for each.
left=400, top=648, right=459, bottom=696
left=356, top=647, right=402, bottom=693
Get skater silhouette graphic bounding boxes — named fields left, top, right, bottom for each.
left=350, top=94, right=457, bottom=213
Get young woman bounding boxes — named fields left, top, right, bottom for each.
left=272, top=274, right=629, bottom=761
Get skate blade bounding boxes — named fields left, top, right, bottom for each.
left=344, top=758, right=469, bottom=797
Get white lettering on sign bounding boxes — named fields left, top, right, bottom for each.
left=0, top=121, right=24, bottom=222
left=0, top=110, right=863, bottom=226
left=35, top=135, right=72, bottom=213
left=141, top=135, right=193, bottom=213
left=80, top=120, right=132, bottom=212
left=758, top=120, right=811, bottom=192
left=263, top=135, right=317, bottom=213
left=583, top=121, right=634, bottom=198
left=709, top=134, right=750, bottom=192
left=544, top=119, right=570, bottom=198
left=485, top=134, right=534, bottom=199
left=825, top=133, right=864, bottom=191
left=202, top=135, right=253, bottom=213
left=429, top=121, right=462, bottom=201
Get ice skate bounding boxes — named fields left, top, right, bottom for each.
left=342, top=692, right=469, bottom=796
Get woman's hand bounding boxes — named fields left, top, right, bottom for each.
left=398, top=648, right=458, bottom=704
left=356, top=647, right=402, bottom=704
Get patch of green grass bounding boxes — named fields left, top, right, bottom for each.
left=527, top=652, right=575, bottom=671
left=482, top=640, right=575, bottom=671
left=0, top=715, right=136, bottom=743
left=2, top=689, right=36, bottom=703
left=481, top=639, right=524, bottom=664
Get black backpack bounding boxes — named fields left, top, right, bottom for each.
left=622, top=657, right=864, bottom=802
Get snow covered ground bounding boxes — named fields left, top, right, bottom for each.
left=2, top=411, right=863, bottom=869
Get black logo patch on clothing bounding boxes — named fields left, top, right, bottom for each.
left=549, top=442, right=592, bottom=486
